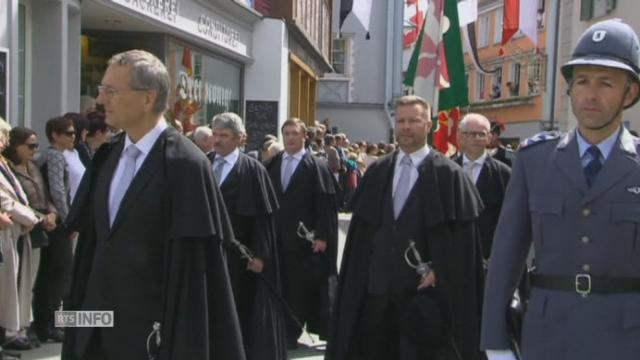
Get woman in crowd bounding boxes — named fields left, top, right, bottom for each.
left=0, top=126, right=42, bottom=355
left=4, top=127, right=58, bottom=349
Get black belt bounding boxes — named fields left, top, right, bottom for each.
left=530, top=273, right=640, bottom=296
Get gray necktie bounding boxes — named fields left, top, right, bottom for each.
left=109, top=144, right=142, bottom=225
left=281, top=156, right=295, bottom=190
left=213, top=157, right=225, bottom=184
left=393, top=155, right=413, bottom=219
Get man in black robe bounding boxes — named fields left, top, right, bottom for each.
left=326, top=95, right=485, bottom=360
left=61, top=50, right=245, bottom=360
left=488, top=121, right=514, bottom=167
left=454, top=113, right=511, bottom=260
left=208, top=112, right=286, bottom=360
left=265, top=118, right=338, bottom=348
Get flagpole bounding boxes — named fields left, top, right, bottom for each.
left=543, top=0, right=561, bottom=130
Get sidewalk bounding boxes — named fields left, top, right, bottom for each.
left=14, top=341, right=325, bottom=360
left=14, top=215, right=350, bottom=360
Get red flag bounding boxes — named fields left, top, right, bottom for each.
left=500, top=0, right=519, bottom=55
left=406, top=0, right=418, bottom=5
left=433, top=111, right=450, bottom=153
left=403, top=10, right=425, bottom=48
left=182, top=47, right=193, bottom=76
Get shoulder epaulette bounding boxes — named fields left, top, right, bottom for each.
left=519, top=131, right=562, bottom=149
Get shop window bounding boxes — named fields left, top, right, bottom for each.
left=490, top=67, right=502, bottom=99
left=494, top=8, right=503, bottom=44
left=528, top=57, right=545, bottom=95
left=332, top=37, right=350, bottom=75
left=508, top=63, right=521, bottom=96
left=478, top=15, right=490, bottom=48
left=581, top=0, right=616, bottom=20
left=476, top=73, right=485, bottom=101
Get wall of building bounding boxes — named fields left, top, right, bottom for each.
left=244, top=18, right=290, bottom=134
left=317, top=0, right=396, bottom=142
left=316, top=104, right=390, bottom=142
left=557, top=0, right=640, bottom=133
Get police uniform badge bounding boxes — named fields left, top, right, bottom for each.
left=519, top=131, right=562, bottom=149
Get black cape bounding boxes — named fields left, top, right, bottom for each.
left=265, top=152, right=339, bottom=338
left=326, top=151, right=485, bottom=360
left=208, top=151, right=287, bottom=360
left=62, top=127, right=246, bottom=360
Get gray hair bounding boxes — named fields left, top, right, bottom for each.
left=459, top=113, right=491, bottom=132
left=193, top=126, right=212, bottom=145
left=211, top=112, right=246, bottom=136
left=108, top=50, right=170, bottom=114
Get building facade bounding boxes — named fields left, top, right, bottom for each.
left=316, top=0, right=404, bottom=143
left=555, top=0, right=638, bottom=132
left=3, top=0, right=333, bottom=153
left=464, top=0, right=549, bottom=144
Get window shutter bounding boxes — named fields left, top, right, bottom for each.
left=580, top=0, right=593, bottom=21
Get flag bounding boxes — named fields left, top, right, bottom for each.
left=500, top=0, right=538, bottom=54
left=181, top=47, right=193, bottom=76
left=340, top=0, right=373, bottom=38
left=404, top=0, right=445, bottom=114
left=433, top=108, right=462, bottom=154
left=438, top=0, right=469, bottom=111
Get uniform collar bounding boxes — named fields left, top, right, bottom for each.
left=576, top=126, right=620, bottom=161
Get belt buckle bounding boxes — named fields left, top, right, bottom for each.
left=575, top=273, right=592, bottom=297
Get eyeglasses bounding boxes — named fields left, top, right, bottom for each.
left=97, top=84, right=148, bottom=98
left=25, top=143, right=39, bottom=150
left=461, top=131, right=489, bottom=139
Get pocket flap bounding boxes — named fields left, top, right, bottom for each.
left=611, top=202, right=640, bottom=223
left=623, top=299, right=640, bottom=329
left=529, top=195, right=563, bottom=215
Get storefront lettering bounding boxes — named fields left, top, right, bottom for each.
left=122, top=0, right=178, bottom=23
left=197, top=14, right=240, bottom=48
left=179, top=71, right=233, bottom=108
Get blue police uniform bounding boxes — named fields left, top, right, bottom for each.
left=481, top=127, right=640, bottom=359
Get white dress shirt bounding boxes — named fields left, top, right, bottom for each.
left=392, top=144, right=431, bottom=197
left=108, top=120, right=168, bottom=209
left=212, top=148, right=240, bottom=185
left=63, top=148, right=86, bottom=203
left=462, top=152, right=488, bottom=184
left=281, top=148, right=306, bottom=186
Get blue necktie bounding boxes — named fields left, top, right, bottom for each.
left=393, top=155, right=413, bottom=219
left=109, top=144, right=142, bottom=225
left=213, top=157, right=225, bottom=184
left=584, top=146, right=602, bottom=188
left=281, top=156, right=295, bottom=190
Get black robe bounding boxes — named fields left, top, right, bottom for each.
left=453, top=155, right=511, bottom=259
left=265, top=151, right=339, bottom=340
left=326, top=151, right=485, bottom=360
left=62, top=127, right=246, bottom=360
left=208, top=151, right=287, bottom=360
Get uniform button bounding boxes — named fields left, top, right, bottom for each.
left=582, top=264, right=591, bottom=272
left=582, top=208, right=591, bottom=216
left=581, top=236, right=590, bottom=244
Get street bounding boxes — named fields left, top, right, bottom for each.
left=12, top=214, right=351, bottom=360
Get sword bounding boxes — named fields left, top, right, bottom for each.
left=228, top=239, right=315, bottom=344
left=404, top=240, right=432, bottom=279
left=296, top=221, right=316, bottom=246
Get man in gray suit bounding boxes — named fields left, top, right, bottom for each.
left=482, top=19, right=640, bottom=360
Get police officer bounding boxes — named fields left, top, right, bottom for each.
left=481, top=19, right=640, bottom=360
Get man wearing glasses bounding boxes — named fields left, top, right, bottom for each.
left=62, top=50, right=245, bottom=360
left=454, top=113, right=511, bottom=261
